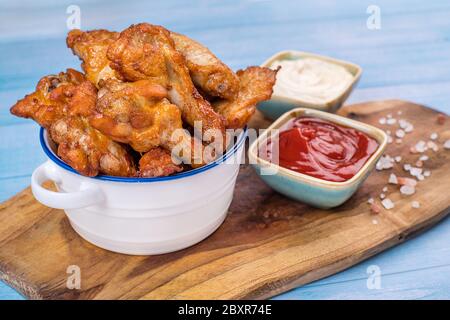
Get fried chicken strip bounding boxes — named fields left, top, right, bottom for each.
left=106, top=23, right=225, bottom=138
left=138, top=147, right=183, bottom=177
left=170, top=32, right=239, bottom=100
left=51, top=116, right=135, bottom=177
left=10, top=69, right=136, bottom=177
left=92, top=79, right=205, bottom=167
left=10, top=69, right=96, bottom=128
left=67, top=29, right=121, bottom=86
left=213, top=66, right=278, bottom=129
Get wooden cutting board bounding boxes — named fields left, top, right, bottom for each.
left=0, top=100, right=449, bottom=300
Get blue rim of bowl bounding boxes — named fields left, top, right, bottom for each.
left=40, top=127, right=248, bottom=183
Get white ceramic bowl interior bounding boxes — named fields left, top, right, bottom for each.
left=31, top=128, right=247, bottom=255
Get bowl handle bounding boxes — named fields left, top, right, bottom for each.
left=31, top=161, right=104, bottom=209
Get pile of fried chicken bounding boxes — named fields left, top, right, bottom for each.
left=10, top=23, right=277, bottom=177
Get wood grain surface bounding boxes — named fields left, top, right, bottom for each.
left=0, top=100, right=449, bottom=300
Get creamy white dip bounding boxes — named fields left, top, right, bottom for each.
left=271, top=57, right=354, bottom=104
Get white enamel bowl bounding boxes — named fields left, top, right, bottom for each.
left=31, top=128, right=247, bottom=255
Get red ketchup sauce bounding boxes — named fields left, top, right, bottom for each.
left=261, top=117, right=379, bottom=182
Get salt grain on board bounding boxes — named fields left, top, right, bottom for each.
left=415, top=141, right=427, bottom=153
left=376, top=155, right=394, bottom=170
left=427, top=141, right=438, bottom=152
left=387, top=118, right=397, bottom=125
left=396, top=129, right=405, bottom=138
left=419, top=155, right=429, bottom=161
left=382, top=198, right=394, bottom=210
left=430, top=133, right=438, bottom=140
left=395, top=156, right=402, bottom=162
left=404, top=124, right=414, bottom=133
left=379, top=117, right=386, bottom=125
left=424, top=170, right=431, bottom=177
left=397, top=177, right=417, bottom=187
left=367, top=197, right=374, bottom=204
left=400, top=185, right=415, bottom=195
left=444, top=140, right=450, bottom=150
left=389, top=173, right=398, bottom=184
left=411, top=201, right=420, bottom=209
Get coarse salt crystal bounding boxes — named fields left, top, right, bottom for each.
left=419, top=155, right=429, bottom=161
left=368, top=197, right=374, bottom=204
left=396, top=129, right=405, bottom=138
left=404, top=164, right=411, bottom=171
left=410, top=167, right=423, bottom=178
left=430, top=133, right=438, bottom=140
left=379, top=117, right=386, bottom=125
left=387, top=136, right=393, bottom=144
left=399, top=119, right=408, bottom=128
left=382, top=198, right=395, bottom=210
left=404, top=124, right=414, bottom=133
left=411, top=201, right=420, bottom=209
left=415, top=160, right=423, bottom=168
left=415, top=141, right=427, bottom=153
left=424, top=170, right=431, bottom=177
left=444, top=140, right=450, bottom=150
left=387, top=118, right=397, bottom=125
left=400, top=185, right=415, bottom=195
left=397, top=177, right=417, bottom=187
left=380, top=193, right=386, bottom=199
left=395, top=156, right=402, bottom=162
left=382, top=186, right=388, bottom=192
left=389, top=173, right=398, bottom=184
left=372, top=219, right=379, bottom=224
left=427, top=141, right=438, bottom=152
left=376, top=155, right=394, bottom=170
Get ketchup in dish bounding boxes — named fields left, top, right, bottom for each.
left=261, top=117, right=379, bottom=182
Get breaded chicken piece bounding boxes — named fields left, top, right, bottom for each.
left=170, top=32, right=239, bottom=100
left=10, top=69, right=96, bottom=129
left=50, top=116, right=136, bottom=177
left=10, top=69, right=136, bottom=177
left=213, top=66, right=278, bottom=129
left=92, top=79, right=205, bottom=167
left=67, top=29, right=121, bottom=86
left=138, top=147, right=183, bottom=177
left=106, top=23, right=225, bottom=139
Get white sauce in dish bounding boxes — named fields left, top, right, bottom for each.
left=271, top=57, right=354, bottom=104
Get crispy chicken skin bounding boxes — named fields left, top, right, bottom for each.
left=10, top=69, right=136, bottom=177
left=67, top=29, right=121, bottom=86
left=10, top=69, right=96, bottom=129
left=92, top=79, right=205, bottom=167
left=50, top=116, right=136, bottom=177
left=170, top=32, right=239, bottom=100
left=213, top=66, right=278, bottom=129
left=138, top=147, right=183, bottom=177
left=106, top=23, right=225, bottom=138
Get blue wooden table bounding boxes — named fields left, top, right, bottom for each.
left=1, top=0, right=449, bottom=300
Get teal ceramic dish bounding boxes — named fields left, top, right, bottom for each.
left=248, top=108, right=387, bottom=209
left=258, top=50, right=362, bottom=120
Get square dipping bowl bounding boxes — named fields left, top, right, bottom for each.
left=248, top=108, right=387, bottom=209
left=258, top=50, right=362, bottom=120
